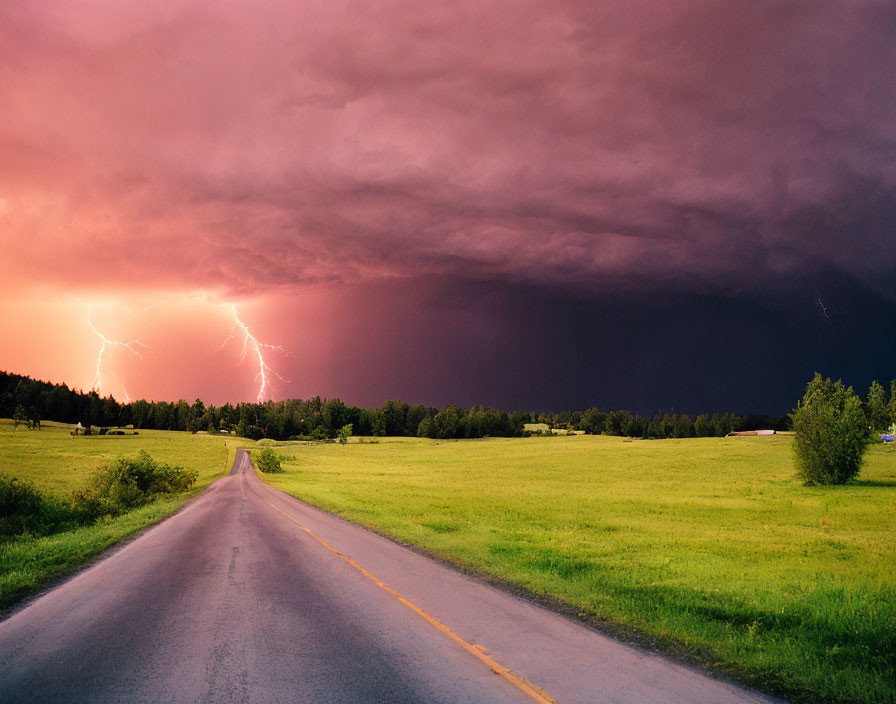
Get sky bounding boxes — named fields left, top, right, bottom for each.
left=1, top=0, right=894, bottom=414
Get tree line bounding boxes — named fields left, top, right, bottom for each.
left=7, top=369, right=896, bottom=441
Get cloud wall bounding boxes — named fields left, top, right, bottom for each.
left=2, top=1, right=894, bottom=411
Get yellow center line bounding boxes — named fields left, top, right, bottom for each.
left=265, top=499, right=558, bottom=704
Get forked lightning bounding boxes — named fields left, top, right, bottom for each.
left=219, top=304, right=288, bottom=402
left=87, top=307, right=148, bottom=402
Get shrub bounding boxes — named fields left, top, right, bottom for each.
left=0, top=476, right=71, bottom=539
left=792, top=374, right=871, bottom=485
left=254, top=447, right=284, bottom=473
left=1, top=453, right=198, bottom=540
left=73, top=450, right=198, bottom=516
left=309, top=427, right=329, bottom=441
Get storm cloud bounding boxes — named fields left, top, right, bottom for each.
left=2, top=0, right=894, bottom=298
left=1, top=1, right=894, bottom=410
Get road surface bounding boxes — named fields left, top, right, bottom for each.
left=0, top=450, right=780, bottom=703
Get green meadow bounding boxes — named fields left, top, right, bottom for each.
left=0, top=419, right=234, bottom=611
left=260, top=434, right=896, bottom=704
left=2, top=420, right=894, bottom=703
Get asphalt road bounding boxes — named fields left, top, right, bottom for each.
left=0, top=450, right=780, bottom=704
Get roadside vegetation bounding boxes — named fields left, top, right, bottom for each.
left=1, top=451, right=198, bottom=541
left=260, top=434, right=896, bottom=704
left=252, top=446, right=286, bottom=473
left=0, top=420, right=231, bottom=611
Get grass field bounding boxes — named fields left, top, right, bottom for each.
left=0, top=419, right=235, bottom=611
left=260, top=434, right=896, bottom=704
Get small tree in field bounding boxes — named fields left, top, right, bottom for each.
left=337, top=424, right=353, bottom=444
left=11, top=405, right=39, bottom=430
left=12, top=405, right=27, bottom=430
left=792, top=374, right=871, bottom=485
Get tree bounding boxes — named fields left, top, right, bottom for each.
left=792, top=373, right=871, bottom=486
left=603, top=411, right=621, bottom=435
left=322, top=398, right=349, bottom=437
left=433, top=406, right=462, bottom=439
left=694, top=414, right=712, bottom=437
left=673, top=414, right=695, bottom=438
left=717, top=412, right=735, bottom=436
left=381, top=400, right=409, bottom=436
left=175, top=400, right=191, bottom=432
left=13, top=404, right=40, bottom=430
left=12, top=404, right=27, bottom=430
left=405, top=405, right=430, bottom=436
left=887, top=379, right=896, bottom=428
left=189, top=398, right=205, bottom=432
left=236, top=404, right=251, bottom=438
left=865, top=380, right=889, bottom=431
left=370, top=410, right=386, bottom=437
left=622, top=416, right=640, bottom=437
left=337, top=423, right=353, bottom=444
left=417, top=416, right=434, bottom=438
left=153, top=401, right=173, bottom=430
left=509, top=411, right=531, bottom=436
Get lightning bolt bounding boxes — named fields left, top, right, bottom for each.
left=87, top=307, right=148, bottom=401
left=219, top=304, right=288, bottom=402
left=816, top=297, right=831, bottom=320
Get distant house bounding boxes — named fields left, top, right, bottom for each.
left=727, top=430, right=777, bottom=437
left=70, top=422, right=88, bottom=436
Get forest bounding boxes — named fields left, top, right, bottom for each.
left=1, top=370, right=813, bottom=441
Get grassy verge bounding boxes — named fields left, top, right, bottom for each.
left=259, top=434, right=896, bottom=704
left=0, top=419, right=236, bottom=612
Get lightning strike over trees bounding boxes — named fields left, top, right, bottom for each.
left=86, top=307, right=148, bottom=402
left=220, top=305, right=288, bottom=403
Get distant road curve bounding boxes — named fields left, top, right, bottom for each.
left=0, top=450, right=781, bottom=703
